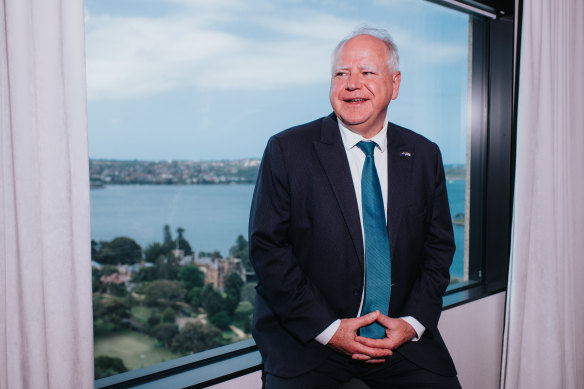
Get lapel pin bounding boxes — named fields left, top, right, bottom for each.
left=399, top=151, right=412, bottom=158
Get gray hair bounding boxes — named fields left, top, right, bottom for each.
left=332, top=27, right=399, bottom=74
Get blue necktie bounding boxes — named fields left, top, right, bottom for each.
left=357, top=141, right=391, bottom=339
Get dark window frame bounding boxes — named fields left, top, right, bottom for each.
left=95, top=0, right=517, bottom=387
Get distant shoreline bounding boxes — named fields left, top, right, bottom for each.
left=90, top=159, right=466, bottom=187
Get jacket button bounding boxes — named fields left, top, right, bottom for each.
left=353, top=289, right=360, bottom=296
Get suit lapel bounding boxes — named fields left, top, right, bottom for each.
left=387, top=123, right=413, bottom=255
left=314, top=114, right=365, bottom=271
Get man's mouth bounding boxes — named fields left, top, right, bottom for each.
left=345, top=98, right=367, bottom=103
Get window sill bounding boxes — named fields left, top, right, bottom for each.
left=94, top=338, right=261, bottom=389
left=444, top=281, right=506, bottom=309
left=95, top=286, right=504, bottom=388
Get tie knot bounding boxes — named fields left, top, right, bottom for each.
left=357, top=141, right=376, bottom=157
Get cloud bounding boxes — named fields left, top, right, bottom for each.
left=85, top=0, right=467, bottom=101
left=85, top=1, right=355, bottom=100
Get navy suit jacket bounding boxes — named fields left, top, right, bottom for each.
left=249, top=113, right=457, bottom=378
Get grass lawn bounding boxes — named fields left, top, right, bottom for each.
left=95, top=330, right=181, bottom=371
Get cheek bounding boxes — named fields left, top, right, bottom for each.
left=329, top=84, right=343, bottom=104
left=368, top=82, right=390, bottom=101
left=330, top=81, right=342, bottom=96
left=363, top=81, right=378, bottom=94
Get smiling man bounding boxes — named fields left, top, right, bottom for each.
left=250, top=27, right=461, bottom=388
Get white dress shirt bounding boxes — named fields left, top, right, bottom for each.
left=314, top=119, right=425, bottom=345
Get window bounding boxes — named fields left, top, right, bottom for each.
left=88, top=0, right=515, bottom=386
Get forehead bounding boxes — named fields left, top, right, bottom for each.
left=335, top=35, right=389, bottom=67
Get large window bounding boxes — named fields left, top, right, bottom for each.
left=87, top=0, right=479, bottom=383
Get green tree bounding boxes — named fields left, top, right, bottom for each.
left=229, top=234, right=252, bottom=272
left=209, top=311, right=231, bottom=330
left=234, top=301, right=254, bottom=333
left=174, top=227, right=193, bottom=256
left=240, top=283, right=256, bottom=305
left=93, top=295, right=131, bottom=330
left=171, top=322, right=224, bottom=354
left=132, top=266, right=158, bottom=283
left=106, top=282, right=127, bottom=297
left=178, top=265, right=205, bottom=290
left=155, top=256, right=179, bottom=280
left=176, top=227, right=185, bottom=241
left=163, top=224, right=173, bottom=245
left=151, top=322, right=179, bottom=348
left=143, top=280, right=185, bottom=307
left=200, top=285, right=225, bottom=317
left=147, top=312, right=162, bottom=329
left=198, top=250, right=222, bottom=259
left=187, top=287, right=203, bottom=308
left=100, top=265, right=119, bottom=276
left=92, top=266, right=103, bottom=293
left=224, top=272, right=244, bottom=315
left=91, top=240, right=99, bottom=259
left=96, top=237, right=142, bottom=265
left=94, top=356, right=128, bottom=379
left=144, top=242, right=167, bottom=263
left=176, top=238, right=193, bottom=256
left=162, top=307, right=176, bottom=323
left=92, top=278, right=102, bottom=293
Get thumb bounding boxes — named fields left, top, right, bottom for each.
left=353, top=311, right=379, bottom=328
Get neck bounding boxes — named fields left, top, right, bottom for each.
left=339, top=119, right=385, bottom=139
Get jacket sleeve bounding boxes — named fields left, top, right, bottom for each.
left=401, top=144, right=455, bottom=334
left=249, top=136, right=338, bottom=343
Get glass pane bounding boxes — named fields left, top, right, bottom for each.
left=86, top=0, right=469, bottom=379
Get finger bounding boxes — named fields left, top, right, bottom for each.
left=365, top=358, right=387, bottom=364
left=352, top=343, right=393, bottom=358
left=355, top=336, right=393, bottom=349
left=350, top=311, right=379, bottom=328
left=351, top=353, right=372, bottom=361
left=375, top=313, right=396, bottom=328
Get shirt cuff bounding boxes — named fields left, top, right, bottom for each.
left=314, top=319, right=341, bottom=345
left=400, top=316, right=425, bottom=342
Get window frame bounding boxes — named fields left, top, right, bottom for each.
left=444, top=8, right=515, bottom=303
left=94, top=0, right=517, bottom=387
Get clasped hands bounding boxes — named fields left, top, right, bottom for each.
left=327, top=311, right=416, bottom=364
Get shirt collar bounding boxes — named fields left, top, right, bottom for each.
left=337, top=118, right=388, bottom=153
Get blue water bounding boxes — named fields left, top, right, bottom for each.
left=447, top=180, right=466, bottom=280
left=90, top=181, right=465, bottom=279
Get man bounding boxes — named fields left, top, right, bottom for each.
left=249, top=27, right=460, bottom=388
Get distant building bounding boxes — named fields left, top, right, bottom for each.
left=194, top=256, right=246, bottom=290
left=179, top=254, right=196, bottom=266
left=100, top=272, right=130, bottom=285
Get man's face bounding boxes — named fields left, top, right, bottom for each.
left=329, top=35, right=401, bottom=139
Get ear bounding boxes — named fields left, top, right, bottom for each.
left=391, top=71, right=401, bottom=100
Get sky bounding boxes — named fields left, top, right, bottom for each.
left=85, top=0, right=469, bottom=164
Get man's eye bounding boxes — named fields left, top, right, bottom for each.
left=335, top=72, right=348, bottom=77
left=363, top=71, right=374, bottom=75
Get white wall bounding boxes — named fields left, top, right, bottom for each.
left=439, top=292, right=506, bottom=389
left=211, top=292, right=507, bottom=389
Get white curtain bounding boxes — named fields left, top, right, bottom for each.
left=501, top=1, right=584, bottom=388
left=0, top=0, right=94, bottom=388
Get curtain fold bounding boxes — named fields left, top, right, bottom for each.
left=501, top=1, right=584, bottom=388
left=0, top=0, right=94, bottom=388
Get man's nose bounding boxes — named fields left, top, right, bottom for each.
left=346, top=73, right=361, bottom=90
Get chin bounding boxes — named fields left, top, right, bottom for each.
left=340, top=115, right=369, bottom=127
